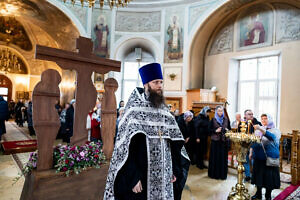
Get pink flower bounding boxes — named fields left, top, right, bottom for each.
left=63, top=167, right=67, bottom=171
left=80, top=152, right=85, bottom=157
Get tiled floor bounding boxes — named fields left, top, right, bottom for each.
left=0, top=121, right=289, bottom=200
left=0, top=154, right=24, bottom=200
left=181, top=166, right=287, bottom=200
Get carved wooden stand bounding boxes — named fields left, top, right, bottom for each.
left=20, top=166, right=109, bottom=200
left=20, top=37, right=120, bottom=200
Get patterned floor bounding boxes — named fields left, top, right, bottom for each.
left=286, top=186, right=300, bottom=200
left=2, top=122, right=32, bottom=142
left=0, top=121, right=290, bottom=200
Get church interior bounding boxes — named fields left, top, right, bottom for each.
left=0, top=0, right=300, bottom=199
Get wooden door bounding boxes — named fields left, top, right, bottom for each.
left=0, top=74, right=12, bottom=102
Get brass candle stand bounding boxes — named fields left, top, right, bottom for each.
left=225, top=121, right=260, bottom=200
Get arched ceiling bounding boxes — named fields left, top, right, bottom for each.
left=0, top=0, right=80, bottom=51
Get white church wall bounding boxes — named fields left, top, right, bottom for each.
left=50, top=0, right=300, bottom=117
left=204, top=2, right=300, bottom=133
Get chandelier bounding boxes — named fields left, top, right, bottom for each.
left=63, top=0, right=131, bottom=8
left=0, top=48, right=22, bottom=74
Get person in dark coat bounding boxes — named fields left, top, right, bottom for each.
left=238, top=109, right=262, bottom=133
left=15, top=100, right=24, bottom=127
left=58, top=103, right=69, bottom=140
left=0, top=96, right=9, bottom=140
left=177, top=111, right=196, bottom=164
left=116, top=100, right=124, bottom=118
left=194, top=106, right=211, bottom=169
left=239, top=109, right=262, bottom=182
left=27, top=101, right=35, bottom=136
left=8, top=100, right=15, bottom=119
left=55, top=100, right=62, bottom=116
left=208, top=105, right=231, bottom=180
left=64, top=99, right=75, bottom=144
left=250, top=114, right=280, bottom=200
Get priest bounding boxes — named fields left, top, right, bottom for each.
left=104, top=63, right=189, bottom=200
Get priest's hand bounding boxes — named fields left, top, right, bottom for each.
left=196, top=138, right=200, bottom=143
left=132, top=180, right=143, bottom=193
left=171, top=175, right=177, bottom=183
left=216, top=127, right=222, bottom=133
left=185, top=137, right=190, bottom=143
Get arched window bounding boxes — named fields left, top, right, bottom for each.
left=121, top=49, right=155, bottom=103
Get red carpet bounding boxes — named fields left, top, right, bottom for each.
left=1, top=122, right=37, bottom=154
left=274, top=184, right=300, bottom=200
left=1, top=140, right=37, bottom=154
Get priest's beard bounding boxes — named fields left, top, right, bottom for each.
left=148, top=85, right=165, bottom=108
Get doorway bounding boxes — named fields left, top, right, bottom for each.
left=0, top=75, right=12, bottom=102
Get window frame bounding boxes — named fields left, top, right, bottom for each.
left=237, top=55, right=280, bottom=125
left=120, top=51, right=155, bottom=102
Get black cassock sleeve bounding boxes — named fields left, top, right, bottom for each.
left=171, top=140, right=189, bottom=200
left=114, top=133, right=147, bottom=199
left=171, top=140, right=184, bottom=181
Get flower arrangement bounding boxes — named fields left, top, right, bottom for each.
left=13, top=141, right=106, bottom=183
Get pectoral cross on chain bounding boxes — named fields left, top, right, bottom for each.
left=158, top=129, right=163, bottom=142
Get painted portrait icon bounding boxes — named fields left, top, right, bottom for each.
left=238, top=6, right=273, bottom=50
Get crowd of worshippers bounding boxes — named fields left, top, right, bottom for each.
left=0, top=61, right=281, bottom=200
left=175, top=107, right=281, bottom=200
left=0, top=95, right=124, bottom=145
left=0, top=99, right=35, bottom=137
left=55, top=98, right=125, bottom=145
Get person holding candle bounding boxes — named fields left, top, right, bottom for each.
left=250, top=114, right=280, bottom=200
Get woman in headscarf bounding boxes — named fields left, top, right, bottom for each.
left=194, top=106, right=211, bottom=169
left=177, top=110, right=196, bottom=164
left=208, top=106, right=231, bottom=180
left=250, top=114, right=280, bottom=200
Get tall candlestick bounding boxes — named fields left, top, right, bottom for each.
left=247, top=120, right=252, bottom=134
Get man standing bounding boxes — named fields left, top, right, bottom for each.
left=104, top=63, right=189, bottom=200
left=240, top=109, right=262, bottom=182
left=64, top=99, right=75, bottom=144
left=238, top=109, right=262, bottom=134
